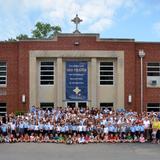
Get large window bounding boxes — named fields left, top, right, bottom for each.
left=147, top=63, right=160, bottom=76
left=99, top=62, right=114, bottom=85
left=0, top=61, right=7, bottom=85
left=40, top=61, right=54, bottom=85
left=147, top=103, right=160, bottom=112
left=0, top=103, right=7, bottom=116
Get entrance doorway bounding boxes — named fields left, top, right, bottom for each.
left=78, top=102, right=87, bottom=108
left=66, top=102, right=88, bottom=108
left=67, top=102, right=76, bottom=109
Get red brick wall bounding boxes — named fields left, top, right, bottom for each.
left=135, top=43, right=160, bottom=112
left=1, top=36, right=160, bottom=113
left=0, top=42, right=19, bottom=113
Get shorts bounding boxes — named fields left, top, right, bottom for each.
left=156, top=130, right=160, bottom=139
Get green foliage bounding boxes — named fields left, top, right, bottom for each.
left=16, top=34, right=29, bottom=40
left=52, top=25, right=62, bottom=35
left=15, top=111, right=25, bottom=116
left=6, top=38, right=17, bottom=42
left=32, top=22, right=61, bottom=39
left=6, top=22, right=62, bottom=41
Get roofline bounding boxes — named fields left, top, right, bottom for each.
left=135, top=41, right=160, bottom=44
left=1, top=33, right=159, bottom=43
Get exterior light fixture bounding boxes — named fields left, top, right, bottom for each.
left=74, top=41, right=80, bottom=46
left=128, top=94, right=132, bottom=103
left=22, top=94, right=26, bottom=103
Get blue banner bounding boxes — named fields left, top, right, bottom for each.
left=66, top=61, right=88, bottom=101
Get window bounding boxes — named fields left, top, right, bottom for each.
left=147, top=103, right=160, bottom=112
left=147, top=63, right=160, bottom=76
left=147, top=62, right=160, bottom=87
left=0, top=103, right=7, bottom=116
left=100, top=102, right=113, bottom=111
left=40, top=61, right=54, bottom=85
left=99, top=62, right=114, bottom=85
left=0, top=61, right=7, bottom=85
left=40, top=102, right=54, bottom=111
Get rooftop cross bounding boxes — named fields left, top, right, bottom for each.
left=71, top=14, right=82, bottom=34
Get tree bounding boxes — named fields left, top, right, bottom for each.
left=31, top=22, right=61, bottom=39
left=16, top=34, right=29, bottom=40
left=6, top=22, right=62, bottom=41
left=7, top=34, right=29, bottom=41
left=6, top=38, right=16, bottom=42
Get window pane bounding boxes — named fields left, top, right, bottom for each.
left=147, top=62, right=160, bottom=77
left=40, top=61, right=54, bottom=85
left=147, top=103, right=160, bottom=107
left=0, top=61, right=7, bottom=85
left=100, top=103, right=113, bottom=111
left=0, top=62, right=6, bottom=66
left=0, top=67, right=6, bottom=71
left=148, top=63, right=160, bottom=66
left=0, top=77, right=6, bottom=80
left=0, top=103, right=6, bottom=116
left=100, top=61, right=114, bottom=85
left=100, top=62, right=113, bottom=65
left=0, top=108, right=6, bottom=112
left=0, top=81, right=6, bottom=84
left=147, top=68, right=160, bottom=71
left=100, top=76, right=113, bottom=80
left=40, top=81, right=54, bottom=85
left=40, top=102, right=54, bottom=111
left=147, top=72, right=160, bottom=76
left=41, top=71, right=54, bottom=75
left=40, top=102, right=54, bottom=107
left=41, top=76, right=54, bottom=80
left=100, top=72, right=113, bottom=75
left=147, top=103, right=160, bottom=112
left=0, top=72, right=6, bottom=76
left=100, top=103, right=113, bottom=107
left=41, top=62, right=54, bottom=65
left=100, top=67, right=113, bottom=70
left=41, top=67, right=54, bottom=70
left=100, top=81, right=113, bottom=85
left=147, top=108, right=160, bottom=112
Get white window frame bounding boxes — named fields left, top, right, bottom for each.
left=99, top=61, right=114, bottom=85
left=40, top=61, right=54, bottom=86
left=0, top=61, right=7, bottom=86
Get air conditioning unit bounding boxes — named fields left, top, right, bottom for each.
left=151, top=80, right=157, bottom=85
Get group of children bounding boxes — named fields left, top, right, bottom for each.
left=0, top=132, right=146, bottom=144
left=0, top=107, right=160, bottom=144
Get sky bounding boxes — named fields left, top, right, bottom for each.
left=0, top=0, right=160, bottom=41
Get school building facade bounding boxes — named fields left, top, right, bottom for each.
left=0, top=32, right=160, bottom=115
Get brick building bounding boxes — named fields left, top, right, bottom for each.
left=0, top=31, right=160, bottom=115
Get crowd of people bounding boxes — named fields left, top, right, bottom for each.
left=0, top=107, right=160, bottom=144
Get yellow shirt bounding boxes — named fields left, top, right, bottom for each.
left=152, top=121, right=159, bottom=129
left=158, top=121, right=160, bottom=129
